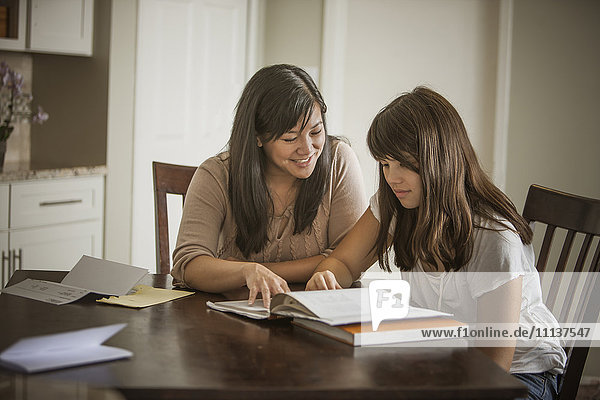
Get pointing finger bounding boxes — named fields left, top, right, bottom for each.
left=248, top=286, right=258, bottom=305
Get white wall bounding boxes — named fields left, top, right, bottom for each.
left=323, top=0, right=500, bottom=195
left=105, top=0, right=137, bottom=264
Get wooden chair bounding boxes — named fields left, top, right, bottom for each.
left=522, top=184, right=600, bottom=399
left=153, top=161, right=197, bottom=274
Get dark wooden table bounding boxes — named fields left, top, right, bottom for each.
left=0, top=271, right=527, bottom=399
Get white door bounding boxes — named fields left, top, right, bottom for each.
left=131, top=0, right=248, bottom=272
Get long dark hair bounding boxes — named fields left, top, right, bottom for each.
left=367, top=86, right=532, bottom=272
left=228, top=64, right=331, bottom=257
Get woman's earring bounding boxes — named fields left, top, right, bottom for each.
left=257, top=138, right=263, bottom=147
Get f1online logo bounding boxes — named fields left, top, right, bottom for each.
left=368, top=280, right=410, bottom=331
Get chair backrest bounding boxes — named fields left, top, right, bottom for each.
left=522, top=184, right=600, bottom=399
left=153, top=161, right=197, bottom=274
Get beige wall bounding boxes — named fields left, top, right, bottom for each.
left=30, top=0, right=111, bottom=169
left=505, top=0, right=600, bottom=209
left=263, top=0, right=323, bottom=77
left=338, top=0, right=500, bottom=194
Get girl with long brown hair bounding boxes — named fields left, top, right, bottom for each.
left=306, top=87, right=565, bottom=400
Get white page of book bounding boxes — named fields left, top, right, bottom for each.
left=206, top=299, right=269, bottom=319
left=283, top=288, right=369, bottom=324
left=280, top=289, right=452, bottom=325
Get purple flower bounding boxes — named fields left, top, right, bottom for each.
left=32, top=106, right=49, bottom=124
left=0, top=62, right=9, bottom=82
left=10, top=71, right=24, bottom=95
left=0, top=61, right=48, bottom=141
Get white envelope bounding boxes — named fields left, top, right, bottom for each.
left=0, top=323, right=132, bottom=373
left=62, top=255, right=148, bottom=296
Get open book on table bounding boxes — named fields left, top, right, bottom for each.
left=208, top=288, right=376, bottom=324
left=207, top=288, right=465, bottom=345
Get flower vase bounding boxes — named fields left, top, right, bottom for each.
left=0, top=140, right=5, bottom=173
left=0, top=124, right=14, bottom=173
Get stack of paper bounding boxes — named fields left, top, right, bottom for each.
left=1, top=255, right=148, bottom=305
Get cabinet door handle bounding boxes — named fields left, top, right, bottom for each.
left=39, top=199, right=83, bottom=207
left=11, top=249, right=22, bottom=274
left=1, top=250, right=9, bottom=288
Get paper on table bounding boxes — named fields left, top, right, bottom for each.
left=62, top=255, right=148, bottom=296
left=96, top=284, right=194, bottom=308
left=1, top=279, right=89, bottom=305
left=0, top=255, right=149, bottom=305
left=0, top=323, right=132, bottom=373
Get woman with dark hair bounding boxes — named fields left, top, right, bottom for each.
left=172, top=64, right=366, bottom=307
left=306, top=87, right=565, bottom=400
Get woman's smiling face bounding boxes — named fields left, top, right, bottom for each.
left=260, top=104, right=325, bottom=181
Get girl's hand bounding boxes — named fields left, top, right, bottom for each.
left=242, top=263, right=290, bottom=309
left=305, top=271, right=342, bottom=291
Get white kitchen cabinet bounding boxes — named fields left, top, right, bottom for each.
left=29, top=0, right=94, bottom=56
left=10, top=176, right=102, bottom=228
left=0, top=174, right=104, bottom=287
left=0, top=0, right=27, bottom=51
left=0, top=0, right=94, bottom=56
left=10, top=220, right=102, bottom=270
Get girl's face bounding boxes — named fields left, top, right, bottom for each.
left=380, top=158, right=422, bottom=209
left=260, top=105, right=325, bottom=181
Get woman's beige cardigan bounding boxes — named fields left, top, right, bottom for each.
left=171, top=141, right=367, bottom=287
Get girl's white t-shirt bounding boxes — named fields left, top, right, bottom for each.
left=369, top=194, right=566, bottom=374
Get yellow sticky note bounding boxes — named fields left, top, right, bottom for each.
left=97, top=285, right=193, bottom=308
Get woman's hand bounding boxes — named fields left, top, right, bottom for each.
left=242, top=263, right=290, bottom=308
left=305, top=270, right=342, bottom=291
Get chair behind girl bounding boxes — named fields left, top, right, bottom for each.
left=522, top=184, right=600, bottom=399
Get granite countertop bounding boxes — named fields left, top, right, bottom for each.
left=0, top=162, right=107, bottom=182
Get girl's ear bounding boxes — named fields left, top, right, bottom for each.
left=257, top=137, right=263, bottom=147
